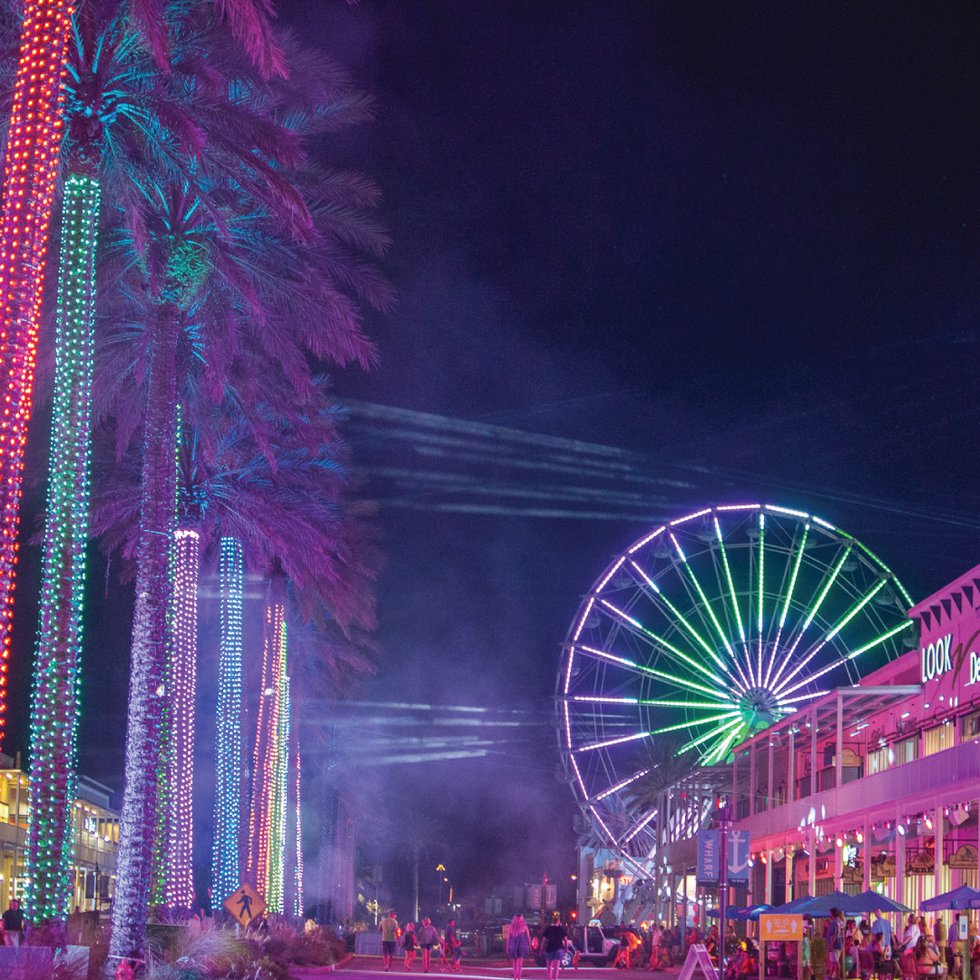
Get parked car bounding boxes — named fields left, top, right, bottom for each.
left=534, top=924, right=620, bottom=967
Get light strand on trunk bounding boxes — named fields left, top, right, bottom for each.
left=26, top=171, right=99, bottom=921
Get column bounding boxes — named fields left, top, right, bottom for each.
left=895, top=819, right=906, bottom=907
left=750, top=740, right=758, bottom=815
left=788, top=728, right=796, bottom=802
left=835, top=694, right=844, bottom=790
left=810, top=710, right=818, bottom=797
left=809, top=826, right=816, bottom=896
left=863, top=817, right=871, bottom=891
left=934, top=804, right=943, bottom=900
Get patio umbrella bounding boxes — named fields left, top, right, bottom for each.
left=707, top=904, right=773, bottom=921
left=769, top=896, right=815, bottom=913
left=840, top=891, right=912, bottom=915
left=920, top=886, right=980, bottom=912
left=791, top=891, right=855, bottom=917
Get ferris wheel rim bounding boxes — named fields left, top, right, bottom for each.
left=557, top=501, right=915, bottom=859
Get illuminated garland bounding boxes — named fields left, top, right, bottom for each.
left=250, top=599, right=285, bottom=897
left=26, top=172, right=99, bottom=921
left=109, top=308, right=182, bottom=961
left=161, top=527, right=198, bottom=908
left=0, top=0, right=73, bottom=748
left=293, top=742, right=303, bottom=917
left=212, top=536, right=243, bottom=906
left=267, top=664, right=289, bottom=914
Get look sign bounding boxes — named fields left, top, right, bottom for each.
left=920, top=629, right=980, bottom=686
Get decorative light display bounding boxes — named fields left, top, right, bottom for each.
left=0, top=0, right=74, bottom=748
left=26, top=171, right=99, bottom=921
left=267, top=667, right=290, bottom=913
left=559, top=503, right=915, bottom=859
left=109, top=313, right=181, bottom=962
left=161, top=527, right=198, bottom=908
left=250, top=599, right=285, bottom=897
left=212, top=536, right=244, bottom=906
left=293, top=742, right=304, bottom=918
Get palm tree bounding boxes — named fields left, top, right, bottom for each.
left=25, top=0, right=298, bottom=922
left=0, top=0, right=283, bottom=754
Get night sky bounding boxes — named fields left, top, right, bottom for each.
left=7, top=1, right=980, bottom=918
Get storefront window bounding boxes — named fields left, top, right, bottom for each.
left=962, top=710, right=980, bottom=741
left=923, top=721, right=954, bottom=757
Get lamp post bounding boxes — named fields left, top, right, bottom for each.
left=436, top=864, right=446, bottom=907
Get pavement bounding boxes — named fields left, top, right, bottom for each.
left=289, top=954, right=683, bottom=980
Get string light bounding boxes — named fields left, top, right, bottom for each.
left=293, top=742, right=304, bottom=917
left=26, top=171, right=99, bottom=920
left=267, top=667, right=289, bottom=913
left=250, top=599, right=285, bottom=897
left=161, top=527, right=198, bottom=907
left=0, top=0, right=74, bottom=749
left=212, top=537, right=243, bottom=907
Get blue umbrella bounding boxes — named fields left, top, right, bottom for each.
left=921, top=886, right=980, bottom=912
left=789, top=891, right=855, bottom=917
left=840, top=891, right=912, bottom=915
left=708, top=904, right=773, bottom=921
left=769, top=896, right=815, bottom=913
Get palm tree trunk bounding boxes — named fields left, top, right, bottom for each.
left=413, top=845, right=420, bottom=923
left=109, top=304, right=181, bottom=961
left=26, top=172, right=100, bottom=922
left=213, top=536, right=244, bottom=907
left=0, top=0, right=73, bottom=746
left=160, top=524, right=199, bottom=908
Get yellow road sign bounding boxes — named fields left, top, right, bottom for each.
left=224, top=883, right=266, bottom=927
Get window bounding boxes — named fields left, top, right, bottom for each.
left=867, top=736, right=917, bottom=774
left=962, top=710, right=980, bottom=741
left=923, top=721, right=954, bottom=757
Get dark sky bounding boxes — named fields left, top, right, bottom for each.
left=8, top=0, right=980, bottom=919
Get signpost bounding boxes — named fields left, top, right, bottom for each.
left=758, top=914, right=804, bottom=980
left=224, top=883, right=266, bottom=927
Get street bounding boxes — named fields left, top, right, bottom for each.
left=290, top=955, right=681, bottom=980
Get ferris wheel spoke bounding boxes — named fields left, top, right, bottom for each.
left=776, top=620, right=914, bottom=699
left=575, top=644, right=732, bottom=701
left=713, top=517, right=755, bottom=687
left=619, top=809, right=658, bottom=849
left=772, top=577, right=890, bottom=696
left=702, top=727, right=741, bottom=766
left=767, top=542, right=854, bottom=690
left=577, top=731, right=651, bottom=753
left=755, top=511, right=766, bottom=686
left=592, top=767, right=652, bottom=803
left=597, top=598, right=730, bottom=689
left=627, top=559, right=749, bottom=693
left=651, top=709, right=742, bottom=736
left=669, top=532, right=749, bottom=688
left=764, top=521, right=811, bottom=688
left=676, top=715, right=744, bottom=755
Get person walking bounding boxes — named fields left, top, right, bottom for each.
left=541, top=913, right=570, bottom=980
left=418, top=917, right=441, bottom=973
left=381, top=911, right=400, bottom=972
left=507, top=913, right=532, bottom=980
left=404, top=922, right=418, bottom=970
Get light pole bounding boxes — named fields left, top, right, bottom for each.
left=436, top=863, right=446, bottom=907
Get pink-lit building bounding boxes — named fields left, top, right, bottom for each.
left=731, top=563, right=980, bottom=908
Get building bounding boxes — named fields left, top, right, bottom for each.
left=730, top=563, right=980, bottom=910
left=0, top=753, right=119, bottom=910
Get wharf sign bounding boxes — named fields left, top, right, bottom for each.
left=697, top=829, right=750, bottom=885
left=920, top=628, right=980, bottom=688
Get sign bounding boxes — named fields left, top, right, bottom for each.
left=698, top=831, right=721, bottom=883
left=760, top=914, right=804, bottom=941
left=698, top=830, right=751, bottom=884
left=224, top=883, right=266, bottom=926
left=0, top=947, right=53, bottom=978
left=949, top=844, right=978, bottom=870
left=677, top=943, right=719, bottom=980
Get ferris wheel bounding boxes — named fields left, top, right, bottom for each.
left=557, top=503, right=915, bottom=859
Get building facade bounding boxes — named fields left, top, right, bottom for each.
left=0, top=753, right=119, bottom=911
left=730, top=563, right=980, bottom=909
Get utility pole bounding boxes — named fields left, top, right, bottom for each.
left=718, top=799, right=731, bottom=980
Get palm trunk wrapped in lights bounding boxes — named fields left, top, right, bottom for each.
left=292, top=741, right=304, bottom=917
left=267, top=668, right=290, bottom=913
left=212, top=536, right=244, bottom=907
left=249, top=588, right=285, bottom=897
left=0, top=0, right=73, bottom=746
left=160, top=526, right=199, bottom=908
left=109, top=306, right=180, bottom=961
left=26, top=172, right=100, bottom=922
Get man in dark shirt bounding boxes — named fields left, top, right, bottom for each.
left=541, top=914, right=569, bottom=980
left=2, top=898, right=26, bottom=946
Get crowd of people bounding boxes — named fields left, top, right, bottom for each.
left=379, top=911, right=463, bottom=973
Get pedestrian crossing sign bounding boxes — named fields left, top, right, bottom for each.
left=224, top=883, right=266, bottom=926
